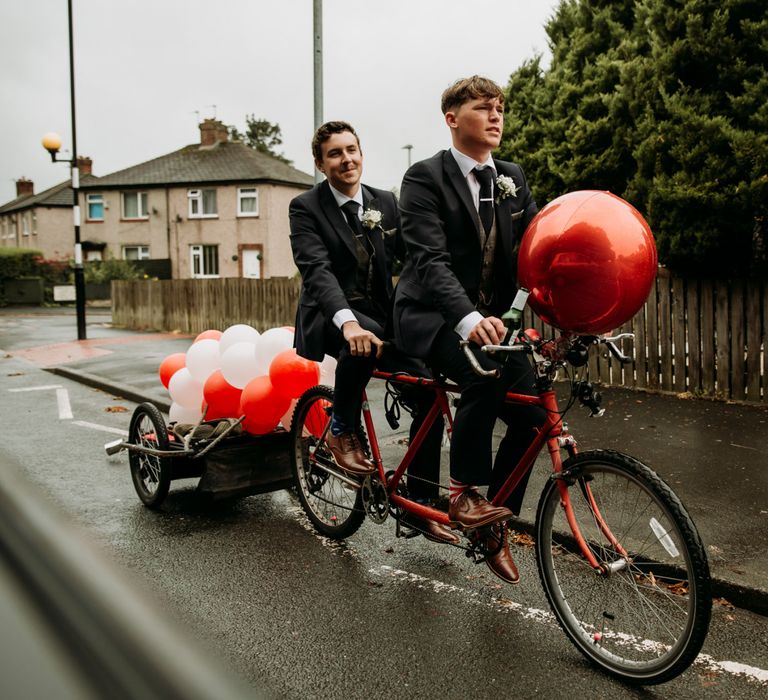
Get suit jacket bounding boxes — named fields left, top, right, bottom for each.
left=392, top=150, right=538, bottom=358
left=289, top=180, right=404, bottom=361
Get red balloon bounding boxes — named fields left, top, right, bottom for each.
left=195, top=329, right=223, bottom=342
left=269, top=349, right=320, bottom=400
left=203, top=370, right=242, bottom=421
left=239, top=376, right=291, bottom=435
left=517, top=191, right=657, bottom=334
left=159, top=353, right=186, bottom=389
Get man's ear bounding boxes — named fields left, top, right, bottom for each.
left=445, top=111, right=458, bottom=129
left=314, top=159, right=325, bottom=173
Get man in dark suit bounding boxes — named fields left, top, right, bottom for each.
left=392, top=77, right=547, bottom=583
left=289, top=121, right=457, bottom=545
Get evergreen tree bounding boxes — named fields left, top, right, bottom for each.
left=500, top=0, right=768, bottom=277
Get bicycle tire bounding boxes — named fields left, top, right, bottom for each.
left=535, top=449, right=711, bottom=685
left=128, top=402, right=171, bottom=509
left=290, top=385, right=365, bottom=539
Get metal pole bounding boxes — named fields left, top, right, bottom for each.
left=313, top=0, right=323, bottom=184
left=68, top=0, right=86, bottom=340
left=403, top=144, right=413, bottom=169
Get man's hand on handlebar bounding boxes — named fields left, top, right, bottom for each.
left=342, top=320, right=384, bottom=358
left=468, top=316, right=506, bottom=347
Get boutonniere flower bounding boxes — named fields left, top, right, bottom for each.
left=361, top=207, right=383, bottom=230
left=496, top=175, right=520, bottom=203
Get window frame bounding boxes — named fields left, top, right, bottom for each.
left=122, top=245, right=150, bottom=261
left=237, top=187, right=259, bottom=217
left=86, top=193, right=105, bottom=221
left=190, top=244, right=220, bottom=278
left=121, top=191, right=149, bottom=220
left=187, top=188, right=218, bottom=219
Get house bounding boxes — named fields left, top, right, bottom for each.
left=77, top=119, right=313, bottom=279
left=0, top=160, right=99, bottom=261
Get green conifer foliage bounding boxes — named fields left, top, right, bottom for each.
left=500, top=0, right=767, bottom=277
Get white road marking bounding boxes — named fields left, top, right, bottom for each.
left=288, top=496, right=768, bottom=686
left=57, top=388, right=73, bottom=420
left=8, top=384, right=62, bottom=392
left=72, top=420, right=128, bottom=437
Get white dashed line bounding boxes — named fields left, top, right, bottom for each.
left=57, top=388, right=73, bottom=420
left=8, top=384, right=63, bottom=392
left=72, top=420, right=128, bottom=436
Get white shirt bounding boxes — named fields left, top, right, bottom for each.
left=449, top=147, right=497, bottom=339
left=329, top=184, right=363, bottom=329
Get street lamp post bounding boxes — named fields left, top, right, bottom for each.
left=41, top=0, right=86, bottom=340
left=402, top=144, right=413, bottom=169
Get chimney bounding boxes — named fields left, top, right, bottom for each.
left=77, top=156, right=93, bottom=176
left=15, top=178, right=34, bottom=197
left=199, top=118, right=229, bottom=147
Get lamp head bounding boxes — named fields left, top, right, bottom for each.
left=41, top=132, right=63, bottom=156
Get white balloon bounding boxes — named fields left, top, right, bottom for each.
left=169, top=402, right=203, bottom=425
left=255, top=327, right=295, bottom=375
left=319, top=354, right=337, bottom=387
left=168, top=368, right=204, bottom=410
left=185, top=338, right=221, bottom=383
left=219, top=324, right=261, bottom=354
left=220, top=341, right=261, bottom=389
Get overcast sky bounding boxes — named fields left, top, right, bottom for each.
left=0, top=0, right=559, bottom=203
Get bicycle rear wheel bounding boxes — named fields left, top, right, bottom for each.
left=128, top=402, right=171, bottom=509
left=535, top=449, right=711, bottom=685
left=290, top=385, right=365, bottom=539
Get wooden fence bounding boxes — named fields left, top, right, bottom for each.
left=112, top=277, right=301, bottom=334
left=523, top=269, right=767, bottom=403
left=113, top=272, right=767, bottom=403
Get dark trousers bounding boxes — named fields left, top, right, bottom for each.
left=326, top=309, right=444, bottom=502
left=426, top=325, right=547, bottom=514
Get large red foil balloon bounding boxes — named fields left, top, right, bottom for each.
left=517, top=191, right=657, bottom=334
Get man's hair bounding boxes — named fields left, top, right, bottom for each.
left=440, top=75, right=504, bottom=114
left=311, top=120, right=359, bottom=161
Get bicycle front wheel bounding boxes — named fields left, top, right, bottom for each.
left=290, top=385, right=365, bottom=539
left=535, top=449, right=711, bottom=685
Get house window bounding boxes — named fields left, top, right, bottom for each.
left=21, top=211, right=32, bottom=236
left=86, top=193, right=104, bottom=221
left=188, top=189, right=217, bottom=218
left=237, top=187, right=259, bottom=217
left=123, top=245, right=150, bottom=260
left=122, top=191, right=149, bottom=219
left=190, top=244, right=219, bottom=278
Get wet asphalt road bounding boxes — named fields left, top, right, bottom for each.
left=1, top=346, right=767, bottom=698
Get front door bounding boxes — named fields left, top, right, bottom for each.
left=242, top=248, right=261, bottom=278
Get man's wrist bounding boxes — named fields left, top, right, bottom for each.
left=454, top=311, right=485, bottom=340
left=332, top=308, right=357, bottom=330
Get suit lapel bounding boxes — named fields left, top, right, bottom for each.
left=362, top=186, right=389, bottom=282
left=443, top=150, right=483, bottom=249
left=493, top=160, right=519, bottom=278
left=319, top=181, right=359, bottom=259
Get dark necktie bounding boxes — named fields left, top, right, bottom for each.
left=341, top=200, right=371, bottom=253
left=474, top=166, right=494, bottom=236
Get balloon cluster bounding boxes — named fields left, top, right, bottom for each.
left=158, top=325, right=337, bottom=435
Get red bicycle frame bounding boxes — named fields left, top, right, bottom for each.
left=362, top=369, right=612, bottom=571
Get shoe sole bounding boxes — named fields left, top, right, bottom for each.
left=485, top=561, right=521, bottom=585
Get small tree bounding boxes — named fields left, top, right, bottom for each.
left=229, top=115, right=292, bottom=164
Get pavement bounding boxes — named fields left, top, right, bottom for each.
left=2, top=305, right=767, bottom=616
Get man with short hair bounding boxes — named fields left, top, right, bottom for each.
left=289, top=121, right=457, bottom=545
left=392, top=77, right=548, bottom=582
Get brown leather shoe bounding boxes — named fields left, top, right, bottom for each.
left=325, top=432, right=375, bottom=476
left=482, top=524, right=520, bottom=585
left=401, top=512, right=461, bottom=545
left=448, top=490, right=513, bottom=530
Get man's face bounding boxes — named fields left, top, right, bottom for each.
left=445, top=96, right=504, bottom=154
left=315, top=131, right=363, bottom=194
